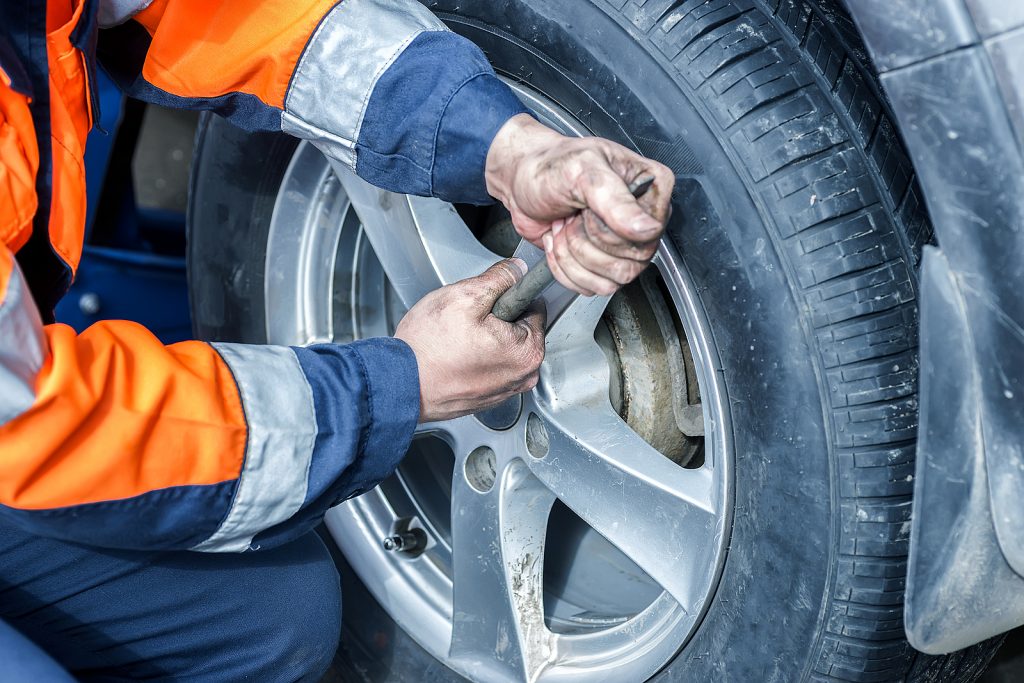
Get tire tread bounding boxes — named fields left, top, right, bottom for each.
left=618, top=0, right=963, bottom=680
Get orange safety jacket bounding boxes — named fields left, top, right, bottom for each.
left=0, top=0, right=524, bottom=550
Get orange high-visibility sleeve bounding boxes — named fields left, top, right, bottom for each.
left=0, top=244, right=327, bottom=551
left=132, top=0, right=337, bottom=109
left=0, top=240, right=418, bottom=553
left=0, top=245, right=248, bottom=548
left=100, top=0, right=526, bottom=204
left=0, top=65, right=39, bottom=253
left=4, top=323, right=249, bottom=511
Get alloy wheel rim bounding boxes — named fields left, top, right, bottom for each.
left=263, top=82, right=733, bottom=683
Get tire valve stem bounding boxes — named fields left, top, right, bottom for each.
left=381, top=529, right=426, bottom=553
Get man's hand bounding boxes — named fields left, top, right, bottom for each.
left=395, top=259, right=546, bottom=423
left=485, top=114, right=675, bottom=296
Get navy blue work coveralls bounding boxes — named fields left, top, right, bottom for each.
left=0, top=0, right=525, bottom=678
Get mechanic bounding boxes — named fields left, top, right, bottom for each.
left=0, top=1, right=672, bottom=679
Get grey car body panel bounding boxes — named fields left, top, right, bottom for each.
left=839, top=0, right=1024, bottom=654
left=843, top=0, right=978, bottom=71
left=964, top=0, right=1024, bottom=38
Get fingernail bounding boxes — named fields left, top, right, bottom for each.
left=552, top=219, right=564, bottom=235
left=542, top=233, right=554, bottom=252
left=509, top=257, right=528, bottom=275
left=632, top=216, right=661, bottom=234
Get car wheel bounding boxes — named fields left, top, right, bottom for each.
left=187, top=0, right=1003, bottom=680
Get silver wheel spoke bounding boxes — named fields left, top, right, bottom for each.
left=528, top=402, right=718, bottom=615
left=548, top=286, right=612, bottom=336
left=535, top=292, right=613, bottom=411
left=450, top=459, right=556, bottom=683
left=532, top=303, right=719, bottom=614
left=329, top=160, right=500, bottom=308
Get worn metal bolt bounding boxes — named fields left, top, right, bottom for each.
left=79, top=292, right=101, bottom=316
left=381, top=530, right=424, bottom=553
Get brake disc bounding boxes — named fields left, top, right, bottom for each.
left=602, top=270, right=704, bottom=466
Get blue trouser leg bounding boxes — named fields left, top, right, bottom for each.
left=0, top=617, right=76, bottom=681
left=0, top=525, right=341, bottom=681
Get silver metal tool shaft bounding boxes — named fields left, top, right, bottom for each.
left=491, top=175, right=656, bottom=322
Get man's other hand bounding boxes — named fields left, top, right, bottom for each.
left=395, top=259, right=546, bottom=423
left=485, top=113, right=675, bottom=296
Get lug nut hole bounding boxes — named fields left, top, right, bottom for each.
left=526, top=413, right=550, bottom=459
left=465, top=446, right=497, bottom=493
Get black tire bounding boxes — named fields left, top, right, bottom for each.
left=188, top=0, right=1002, bottom=680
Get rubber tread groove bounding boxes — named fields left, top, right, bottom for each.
left=625, top=0, right=959, bottom=680
left=724, top=86, right=810, bottom=131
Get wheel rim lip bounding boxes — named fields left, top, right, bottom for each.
left=263, top=85, right=734, bottom=682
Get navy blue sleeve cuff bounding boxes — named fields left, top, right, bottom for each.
left=250, top=338, right=419, bottom=550
left=433, top=72, right=530, bottom=204
left=343, top=337, right=421, bottom=492
left=355, top=30, right=528, bottom=204
left=294, top=337, right=419, bottom=500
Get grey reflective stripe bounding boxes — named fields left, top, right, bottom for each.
left=193, top=344, right=318, bottom=552
left=97, top=0, right=154, bottom=27
left=281, top=0, right=446, bottom=169
left=0, top=261, right=46, bottom=426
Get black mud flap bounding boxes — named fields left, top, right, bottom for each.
left=906, top=248, right=1024, bottom=654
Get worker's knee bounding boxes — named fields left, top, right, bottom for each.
left=198, top=533, right=342, bottom=682
left=244, top=540, right=342, bottom=681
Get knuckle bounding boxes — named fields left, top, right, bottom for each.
left=609, top=261, right=633, bottom=284
left=529, top=343, right=545, bottom=368
left=522, top=340, right=540, bottom=364
left=575, top=144, right=600, bottom=162
left=455, top=277, right=482, bottom=295
left=561, top=148, right=587, bottom=171
left=513, top=343, right=543, bottom=374
left=628, top=240, right=654, bottom=259
left=582, top=214, right=614, bottom=243
left=585, top=149, right=607, bottom=168
left=589, top=216, right=618, bottom=245
left=554, top=235, right=573, bottom=260
left=469, top=287, right=492, bottom=309
left=565, top=230, right=591, bottom=259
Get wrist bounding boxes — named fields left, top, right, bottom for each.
left=485, top=113, right=561, bottom=205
